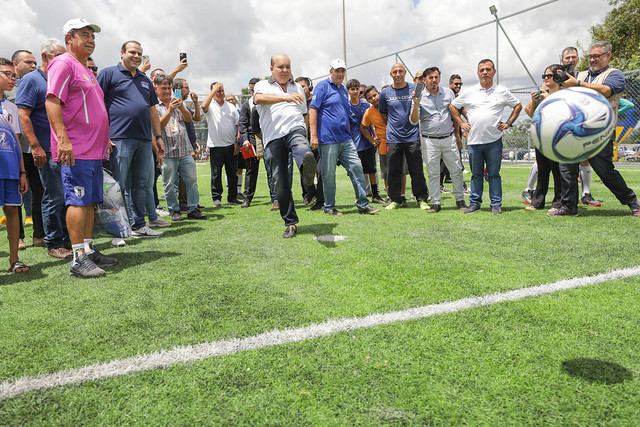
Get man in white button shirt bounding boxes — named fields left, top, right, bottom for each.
left=450, top=59, right=521, bottom=215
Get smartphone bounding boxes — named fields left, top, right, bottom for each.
left=179, top=52, right=187, bottom=62
left=413, top=82, right=425, bottom=99
left=142, top=55, right=149, bottom=63
left=174, top=89, right=182, bottom=99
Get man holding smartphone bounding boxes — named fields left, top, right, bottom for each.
left=410, top=67, right=467, bottom=212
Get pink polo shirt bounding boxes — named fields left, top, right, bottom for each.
left=47, top=53, right=109, bottom=160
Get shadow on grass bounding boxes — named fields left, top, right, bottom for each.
left=561, top=358, right=634, bottom=384
left=106, top=250, right=182, bottom=273
left=0, top=260, right=49, bottom=285
left=297, top=222, right=344, bottom=247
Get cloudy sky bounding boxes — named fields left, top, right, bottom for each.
left=2, top=0, right=613, bottom=97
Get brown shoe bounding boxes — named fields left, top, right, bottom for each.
left=18, top=239, right=26, bottom=250
left=48, top=247, right=73, bottom=259
left=33, top=237, right=45, bottom=247
left=270, top=202, right=279, bottom=211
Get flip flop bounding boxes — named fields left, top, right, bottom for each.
left=9, top=260, right=30, bottom=274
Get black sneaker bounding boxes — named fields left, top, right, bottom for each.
left=187, top=208, right=207, bottom=220
left=324, top=208, right=342, bottom=215
left=427, top=204, right=441, bottom=213
left=70, top=253, right=105, bottom=278
left=88, top=248, right=117, bottom=267
left=491, top=206, right=502, bottom=215
left=580, top=193, right=601, bottom=207
left=172, top=212, right=183, bottom=221
left=302, top=151, right=317, bottom=188
left=228, top=199, right=242, bottom=205
left=456, top=200, right=468, bottom=210
left=464, top=204, right=481, bottom=214
left=522, top=190, right=533, bottom=205
left=548, top=207, right=578, bottom=217
left=358, top=206, right=380, bottom=214
left=310, top=200, right=324, bottom=211
left=283, top=225, right=297, bottom=238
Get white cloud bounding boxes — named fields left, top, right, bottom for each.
left=1, top=0, right=615, bottom=96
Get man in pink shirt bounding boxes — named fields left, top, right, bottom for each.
left=46, top=18, right=116, bottom=278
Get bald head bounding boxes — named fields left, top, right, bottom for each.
left=270, top=53, right=292, bottom=85
left=390, top=63, right=407, bottom=87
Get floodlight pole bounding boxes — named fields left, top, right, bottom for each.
left=342, top=0, right=347, bottom=79
left=489, top=5, right=538, bottom=87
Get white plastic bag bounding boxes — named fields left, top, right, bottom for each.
left=94, top=169, right=131, bottom=238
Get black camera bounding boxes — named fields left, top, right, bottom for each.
left=553, top=64, right=574, bottom=83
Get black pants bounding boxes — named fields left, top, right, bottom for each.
left=531, top=149, right=562, bottom=209
left=19, top=153, right=45, bottom=240
left=299, top=148, right=324, bottom=203
left=209, top=146, right=238, bottom=202
left=387, top=140, right=428, bottom=203
left=243, top=155, right=260, bottom=202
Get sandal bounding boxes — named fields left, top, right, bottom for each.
left=9, top=260, right=30, bottom=274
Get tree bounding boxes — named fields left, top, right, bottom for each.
left=586, top=0, right=640, bottom=71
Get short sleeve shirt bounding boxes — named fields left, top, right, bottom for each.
left=156, top=102, right=192, bottom=158
left=253, top=78, right=307, bottom=146
left=205, top=101, right=239, bottom=147
left=47, top=53, right=110, bottom=160
left=97, top=63, right=158, bottom=140
left=349, top=99, right=372, bottom=151
left=0, top=99, right=22, bottom=179
left=418, top=86, right=455, bottom=137
left=309, top=78, right=351, bottom=145
left=378, top=83, right=419, bottom=143
left=362, top=105, right=387, bottom=155
left=451, top=83, right=520, bottom=145
left=15, top=70, right=51, bottom=152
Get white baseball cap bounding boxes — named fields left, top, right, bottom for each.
left=63, top=18, right=101, bottom=36
left=330, top=58, right=346, bottom=70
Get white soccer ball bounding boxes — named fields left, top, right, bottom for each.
left=530, top=87, right=614, bottom=163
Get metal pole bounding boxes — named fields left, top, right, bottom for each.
left=342, top=0, right=347, bottom=78
left=396, top=53, right=413, bottom=80
left=496, top=21, right=499, bottom=84
left=491, top=8, right=538, bottom=87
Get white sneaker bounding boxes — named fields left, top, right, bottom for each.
left=111, top=237, right=126, bottom=247
left=148, top=218, right=171, bottom=228
left=131, top=225, right=164, bottom=238
left=155, top=206, right=170, bottom=217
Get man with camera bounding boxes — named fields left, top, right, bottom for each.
left=553, top=41, right=639, bottom=217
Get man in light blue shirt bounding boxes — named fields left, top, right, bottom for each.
left=410, top=67, right=467, bottom=212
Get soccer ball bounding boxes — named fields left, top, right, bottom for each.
left=530, top=87, right=614, bottom=163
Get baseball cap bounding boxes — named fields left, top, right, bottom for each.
left=415, top=70, right=424, bottom=78
left=63, top=18, right=101, bottom=36
left=330, top=58, right=346, bottom=70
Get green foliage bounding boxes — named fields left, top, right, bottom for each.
left=588, top=0, right=640, bottom=70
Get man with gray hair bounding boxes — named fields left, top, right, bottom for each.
left=555, top=41, right=640, bottom=216
left=16, top=38, right=72, bottom=258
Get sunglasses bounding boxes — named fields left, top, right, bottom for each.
left=453, top=83, right=463, bottom=86
left=0, top=70, right=17, bottom=79
left=88, top=66, right=98, bottom=72
left=542, top=74, right=554, bottom=79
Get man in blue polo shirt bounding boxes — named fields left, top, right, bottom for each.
left=379, top=63, right=429, bottom=210
left=98, top=40, right=167, bottom=237
left=15, top=38, right=72, bottom=259
left=309, top=59, right=379, bottom=215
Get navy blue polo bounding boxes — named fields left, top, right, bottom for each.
left=310, top=77, right=351, bottom=144
left=97, top=63, right=158, bottom=140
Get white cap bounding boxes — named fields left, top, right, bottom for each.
left=63, top=18, right=101, bottom=35
left=330, top=58, right=346, bottom=70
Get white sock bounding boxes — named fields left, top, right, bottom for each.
left=84, top=239, right=95, bottom=255
left=526, top=163, right=538, bottom=191
left=580, top=165, right=591, bottom=195
left=72, top=243, right=85, bottom=261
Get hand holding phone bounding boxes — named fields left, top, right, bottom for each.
left=179, top=52, right=187, bottom=63
left=413, top=83, right=425, bottom=100
left=174, top=89, right=182, bottom=100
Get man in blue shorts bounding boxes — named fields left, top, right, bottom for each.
left=46, top=18, right=116, bottom=278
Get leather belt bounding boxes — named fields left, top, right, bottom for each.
left=423, top=131, right=454, bottom=140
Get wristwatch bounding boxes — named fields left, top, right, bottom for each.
left=506, top=120, right=513, bottom=126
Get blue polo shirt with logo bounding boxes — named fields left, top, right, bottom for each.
left=379, top=82, right=419, bottom=143
left=310, top=77, right=351, bottom=144
left=348, top=98, right=372, bottom=151
left=15, top=70, right=51, bottom=152
left=97, top=63, right=158, bottom=140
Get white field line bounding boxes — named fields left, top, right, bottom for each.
left=2, top=265, right=640, bottom=400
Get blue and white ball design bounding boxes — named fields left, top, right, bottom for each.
left=530, top=87, right=614, bottom=163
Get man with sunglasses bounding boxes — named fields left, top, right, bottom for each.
left=553, top=41, right=640, bottom=217
left=16, top=39, right=72, bottom=259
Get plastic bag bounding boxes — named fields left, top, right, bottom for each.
left=94, top=169, right=131, bottom=238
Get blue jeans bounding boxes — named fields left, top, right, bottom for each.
left=264, top=126, right=312, bottom=225
left=38, top=153, right=69, bottom=249
left=111, top=138, right=154, bottom=229
left=264, top=151, right=293, bottom=202
left=468, top=138, right=502, bottom=207
left=161, top=155, right=200, bottom=214
left=318, top=139, right=370, bottom=211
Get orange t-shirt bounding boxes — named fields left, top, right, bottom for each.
left=362, top=105, right=387, bottom=155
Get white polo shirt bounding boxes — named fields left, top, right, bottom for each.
left=205, top=100, right=239, bottom=148
left=253, top=78, right=307, bottom=146
left=451, top=83, right=520, bottom=145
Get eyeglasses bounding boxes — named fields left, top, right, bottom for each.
left=588, top=53, right=607, bottom=60
left=453, top=83, right=463, bottom=86
left=0, top=70, right=17, bottom=79
left=542, top=74, right=554, bottom=79
left=88, top=66, right=98, bottom=72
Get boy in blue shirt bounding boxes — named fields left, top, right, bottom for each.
left=0, top=58, right=29, bottom=273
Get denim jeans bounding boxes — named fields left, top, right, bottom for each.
left=264, top=151, right=293, bottom=202
left=468, top=138, right=503, bottom=207
left=318, top=139, right=370, bottom=211
left=38, top=153, right=69, bottom=249
left=161, top=155, right=200, bottom=214
left=264, top=126, right=313, bottom=225
left=209, top=145, right=238, bottom=202
left=111, top=138, right=154, bottom=229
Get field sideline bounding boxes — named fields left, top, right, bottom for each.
left=1, top=163, right=639, bottom=424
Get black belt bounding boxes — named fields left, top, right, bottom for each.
left=423, top=131, right=454, bottom=140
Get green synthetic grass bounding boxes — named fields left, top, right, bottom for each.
left=1, top=162, right=640, bottom=424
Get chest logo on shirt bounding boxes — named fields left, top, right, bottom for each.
left=83, top=74, right=97, bottom=86
left=141, top=81, right=150, bottom=90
